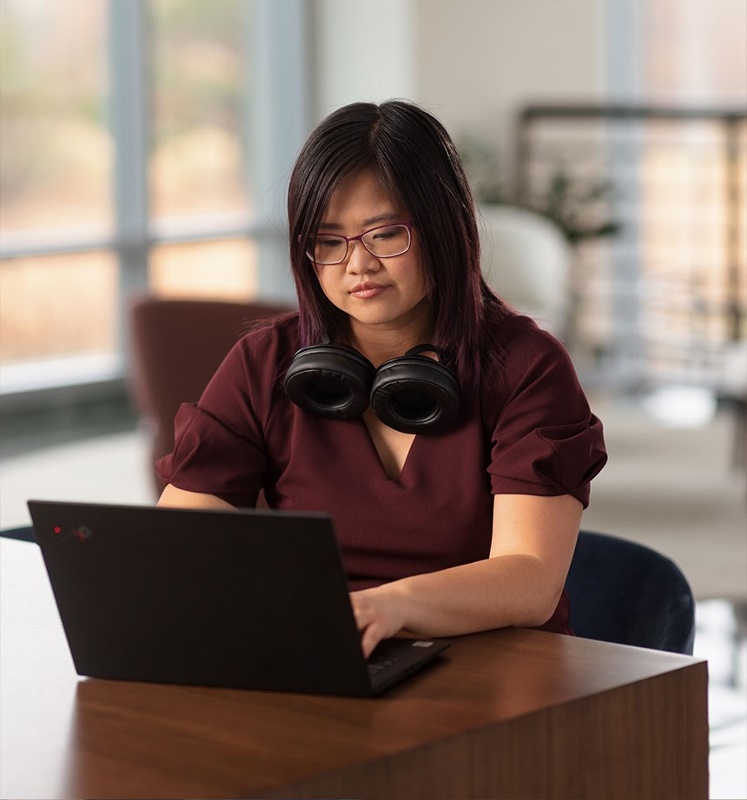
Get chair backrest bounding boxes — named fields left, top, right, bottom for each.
left=479, top=204, right=571, bottom=336
left=565, top=530, right=695, bottom=655
left=129, top=296, right=294, bottom=496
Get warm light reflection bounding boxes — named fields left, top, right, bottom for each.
left=640, top=120, right=747, bottom=377
left=149, top=239, right=258, bottom=300
left=149, top=0, right=251, bottom=219
left=0, top=0, right=111, bottom=234
left=0, top=252, right=117, bottom=364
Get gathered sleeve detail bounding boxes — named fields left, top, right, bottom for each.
left=156, top=403, right=265, bottom=508
left=486, top=321, right=607, bottom=508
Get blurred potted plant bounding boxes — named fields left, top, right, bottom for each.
left=457, top=134, right=622, bottom=245
left=529, top=168, right=621, bottom=245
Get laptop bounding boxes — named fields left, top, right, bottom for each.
left=27, top=500, right=450, bottom=697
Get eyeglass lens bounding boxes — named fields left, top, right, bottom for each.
left=308, top=224, right=410, bottom=264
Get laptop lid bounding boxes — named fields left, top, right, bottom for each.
left=27, top=500, right=449, bottom=697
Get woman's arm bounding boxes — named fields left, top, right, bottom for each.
left=350, top=492, right=582, bottom=657
left=157, top=484, right=236, bottom=510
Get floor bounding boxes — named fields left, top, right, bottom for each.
left=1, top=392, right=745, bottom=798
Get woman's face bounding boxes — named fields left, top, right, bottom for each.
left=312, top=170, right=430, bottom=340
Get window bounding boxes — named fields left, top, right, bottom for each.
left=150, top=0, right=250, bottom=222
left=0, top=0, right=307, bottom=396
left=514, top=0, right=746, bottom=389
left=637, top=0, right=746, bottom=384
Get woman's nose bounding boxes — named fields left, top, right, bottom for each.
left=345, top=240, right=380, bottom=273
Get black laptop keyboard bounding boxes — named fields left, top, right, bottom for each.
left=367, top=654, right=404, bottom=676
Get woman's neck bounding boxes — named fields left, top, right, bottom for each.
left=346, top=307, right=434, bottom=366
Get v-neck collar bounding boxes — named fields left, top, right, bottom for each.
left=359, top=417, right=418, bottom=484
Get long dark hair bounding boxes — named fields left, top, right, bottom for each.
left=287, top=99, right=509, bottom=388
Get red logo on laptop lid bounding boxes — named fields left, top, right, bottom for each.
left=54, top=524, right=93, bottom=543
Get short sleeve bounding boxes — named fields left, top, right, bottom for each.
left=486, top=320, right=607, bottom=508
left=156, top=402, right=265, bottom=508
left=156, top=321, right=287, bottom=508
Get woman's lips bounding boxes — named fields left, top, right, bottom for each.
left=349, top=283, right=388, bottom=299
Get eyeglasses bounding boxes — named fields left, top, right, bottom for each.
left=306, top=221, right=413, bottom=265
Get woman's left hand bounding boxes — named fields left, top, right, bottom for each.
left=349, top=494, right=583, bottom=658
left=350, top=585, right=407, bottom=658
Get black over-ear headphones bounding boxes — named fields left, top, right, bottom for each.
left=284, top=341, right=460, bottom=434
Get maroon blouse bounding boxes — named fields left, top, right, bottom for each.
left=157, top=312, right=607, bottom=634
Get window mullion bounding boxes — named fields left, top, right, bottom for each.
left=250, top=0, right=311, bottom=302
left=108, top=0, right=151, bottom=369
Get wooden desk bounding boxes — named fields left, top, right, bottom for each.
left=0, top=537, right=708, bottom=799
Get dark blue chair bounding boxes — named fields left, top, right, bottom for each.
left=565, top=530, right=696, bottom=655
left=0, top=526, right=36, bottom=543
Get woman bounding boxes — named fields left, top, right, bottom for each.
left=158, top=100, right=607, bottom=658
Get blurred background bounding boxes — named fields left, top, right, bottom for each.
left=0, top=1, right=745, bottom=796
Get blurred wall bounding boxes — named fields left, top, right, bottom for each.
left=313, top=0, right=415, bottom=117
left=312, top=0, right=606, bottom=166
left=413, top=0, right=606, bottom=160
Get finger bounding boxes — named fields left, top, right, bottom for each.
left=361, top=622, right=382, bottom=659
left=350, top=597, right=372, bottom=631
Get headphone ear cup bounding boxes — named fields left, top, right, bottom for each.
left=284, top=344, right=375, bottom=419
left=370, top=356, right=460, bottom=434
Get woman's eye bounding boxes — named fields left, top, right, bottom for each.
left=372, top=229, right=396, bottom=240
left=317, top=237, right=343, bottom=249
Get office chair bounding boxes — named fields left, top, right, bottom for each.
left=565, top=530, right=696, bottom=655
left=129, top=296, right=294, bottom=496
left=479, top=204, right=571, bottom=337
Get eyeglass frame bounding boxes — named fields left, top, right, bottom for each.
left=304, top=220, right=413, bottom=265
